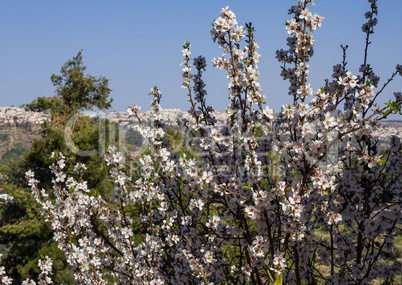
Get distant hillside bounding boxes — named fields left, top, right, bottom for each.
left=0, top=123, right=41, bottom=164
left=0, top=106, right=49, bottom=166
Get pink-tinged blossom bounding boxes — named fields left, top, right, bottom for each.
left=54, top=172, right=66, bottom=183
left=327, top=212, right=342, bottom=225
left=245, top=205, right=259, bottom=220
left=2, top=276, right=13, bottom=284
left=206, top=215, right=220, bottom=229
left=271, top=252, right=287, bottom=275
left=127, top=104, right=141, bottom=115
left=396, top=64, right=402, bottom=76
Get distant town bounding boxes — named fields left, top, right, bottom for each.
left=0, top=106, right=50, bottom=124
left=0, top=106, right=401, bottom=139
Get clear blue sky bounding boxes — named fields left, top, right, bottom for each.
left=1, top=0, right=401, bottom=118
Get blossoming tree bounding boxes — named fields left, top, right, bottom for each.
left=2, top=0, right=401, bottom=284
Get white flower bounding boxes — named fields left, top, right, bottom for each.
left=113, top=152, right=123, bottom=164
left=202, top=171, right=213, bottom=183
left=299, top=9, right=312, bottom=20
left=327, top=212, right=342, bottom=225
left=189, top=199, right=205, bottom=211
left=2, top=276, right=13, bottom=284
left=127, top=104, right=141, bottom=115
left=270, top=252, right=287, bottom=275
left=263, top=106, right=274, bottom=119
left=121, top=227, right=133, bottom=239
left=245, top=205, right=259, bottom=220
left=203, top=250, right=215, bottom=263
left=55, top=172, right=66, bottom=182
left=206, top=215, right=220, bottom=229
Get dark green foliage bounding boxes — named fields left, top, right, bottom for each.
left=0, top=143, right=27, bottom=163
left=0, top=134, right=9, bottom=141
left=0, top=184, right=55, bottom=282
left=21, top=96, right=54, bottom=113
left=125, top=128, right=142, bottom=147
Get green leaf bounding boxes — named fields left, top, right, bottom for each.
left=183, top=41, right=190, bottom=49
left=383, top=109, right=391, bottom=116
left=53, top=150, right=59, bottom=158
left=274, top=273, right=283, bottom=285
left=384, top=100, right=402, bottom=116
left=68, top=186, right=75, bottom=194
left=384, top=100, right=393, bottom=108
left=378, top=160, right=387, bottom=165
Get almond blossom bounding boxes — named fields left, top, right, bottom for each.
left=2, top=0, right=399, bottom=284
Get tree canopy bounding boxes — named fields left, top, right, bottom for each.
left=22, top=51, right=112, bottom=124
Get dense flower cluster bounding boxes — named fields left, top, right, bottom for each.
left=0, top=0, right=400, bottom=284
